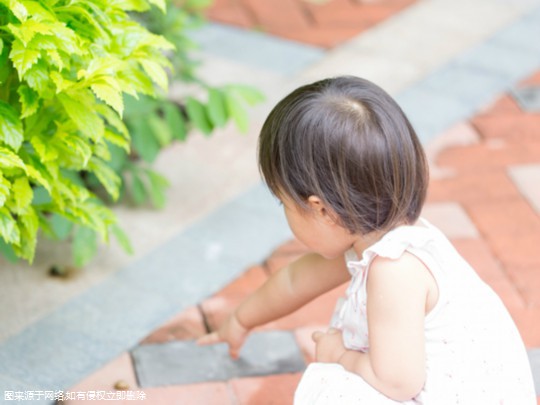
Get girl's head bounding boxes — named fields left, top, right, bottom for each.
left=258, top=76, right=428, bottom=236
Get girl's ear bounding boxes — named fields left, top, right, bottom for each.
left=307, top=196, right=338, bottom=225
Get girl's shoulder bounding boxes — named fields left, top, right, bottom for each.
left=347, top=219, right=441, bottom=269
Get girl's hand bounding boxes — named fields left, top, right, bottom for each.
left=312, top=328, right=347, bottom=363
left=197, top=311, right=249, bottom=359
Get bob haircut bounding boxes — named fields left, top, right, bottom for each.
left=258, top=76, right=429, bottom=235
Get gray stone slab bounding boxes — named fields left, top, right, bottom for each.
left=0, top=322, right=112, bottom=390
left=528, top=348, right=540, bottom=395
left=188, top=23, right=324, bottom=76
left=511, top=86, right=540, bottom=112
left=396, top=86, right=472, bottom=143
left=131, top=331, right=306, bottom=387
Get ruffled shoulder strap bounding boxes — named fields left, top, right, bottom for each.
left=345, top=218, right=438, bottom=275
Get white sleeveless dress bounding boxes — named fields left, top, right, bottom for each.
left=294, top=219, right=536, bottom=404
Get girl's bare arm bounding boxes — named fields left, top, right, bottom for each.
left=198, top=252, right=351, bottom=355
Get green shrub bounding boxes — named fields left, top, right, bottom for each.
left=0, top=0, right=263, bottom=267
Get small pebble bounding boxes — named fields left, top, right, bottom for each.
left=114, top=380, right=130, bottom=391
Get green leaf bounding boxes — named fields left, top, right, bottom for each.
left=0, top=146, right=26, bottom=171
left=111, top=223, right=133, bottom=254
left=72, top=226, right=97, bottom=267
left=146, top=169, right=169, bottom=209
left=0, top=207, right=20, bottom=244
left=163, top=102, right=187, bottom=141
left=0, top=238, right=18, bottom=263
left=18, top=85, right=40, bottom=119
left=50, top=213, right=73, bottom=241
left=58, top=93, right=105, bottom=141
left=228, top=85, right=265, bottom=106
left=225, top=90, right=249, bottom=133
left=0, top=101, right=24, bottom=150
left=130, top=118, right=160, bottom=163
left=186, top=96, right=213, bottom=135
left=11, top=176, right=33, bottom=213
left=148, top=114, right=172, bottom=147
left=7, top=0, right=28, bottom=22
left=207, top=88, right=227, bottom=128
left=9, top=39, right=40, bottom=78
left=91, top=80, right=124, bottom=117
left=0, top=175, right=10, bottom=208
left=7, top=20, right=52, bottom=47
left=148, top=0, right=166, bottom=12
left=131, top=171, right=147, bottom=205
left=13, top=207, right=38, bottom=261
left=139, top=59, right=169, bottom=91
left=87, top=158, right=122, bottom=201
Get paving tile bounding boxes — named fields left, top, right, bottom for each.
left=424, top=121, right=480, bottom=179
left=476, top=94, right=522, bottom=116
left=467, top=200, right=540, bottom=270
left=421, top=64, right=507, bottom=107
left=131, top=331, right=305, bottom=387
left=230, top=372, right=303, bottom=405
left=436, top=141, right=540, bottom=171
left=512, top=86, right=540, bottom=112
left=187, top=23, right=325, bottom=76
left=454, top=38, right=540, bottom=84
left=421, top=202, right=479, bottom=239
left=396, top=86, right=473, bottom=143
left=520, top=71, right=540, bottom=87
left=451, top=239, right=506, bottom=284
left=508, top=164, right=540, bottom=215
left=65, top=353, right=138, bottom=395
left=505, top=266, right=540, bottom=307
left=140, top=306, right=207, bottom=345
left=201, top=266, right=269, bottom=331
left=242, top=0, right=311, bottom=30
left=427, top=169, right=520, bottom=205
left=143, top=382, right=236, bottom=405
left=0, top=321, right=113, bottom=390
left=529, top=349, right=540, bottom=397
left=472, top=110, right=540, bottom=143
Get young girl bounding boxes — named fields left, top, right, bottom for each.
left=198, top=76, right=536, bottom=404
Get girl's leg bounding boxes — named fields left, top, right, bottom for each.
left=295, top=363, right=407, bottom=405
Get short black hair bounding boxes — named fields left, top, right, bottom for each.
left=258, top=76, right=429, bottom=234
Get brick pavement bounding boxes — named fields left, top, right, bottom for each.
left=206, top=0, right=417, bottom=48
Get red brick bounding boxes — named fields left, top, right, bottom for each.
left=471, top=112, right=540, bottom=143
left=475, top=94, right=522, bottom=116
left=518, top=70, right=540, bottom=87
left=452, top=239, right=506, bottom=283
left=427, top=169, right=521, bottom=205
left=140, top=306, right=206, bottom=344
left=436, top=141, right=540, bottom=171
left=484, top=277, right=526, bottom=312
left=143, top=382, right=236, bottom=404
left=466, top=200, right=540, bottom=270
left=201, top=266, right=268, bottom=331
left=270, top=25, right=366, bottom=48
left=506, top=266, right=540, bottom=307
left=231, top=373, right=303, bottom=405
left=241, top=0, right=311, bottom=30
left=206, top=7, right=256, bottom=28
left=306, top=2, right=397, bottom=27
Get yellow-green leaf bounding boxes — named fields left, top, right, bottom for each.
left=0, top=101, right=24, bottom=150
left=139, top=59, right=168, bottom=91
left=9, top=39, right=40, bottom=78
left=12, top=177, right=33, bottom=213
left=91, top=82, right=124, bottom=116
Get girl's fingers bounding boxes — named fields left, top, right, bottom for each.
left=196, top=332, right=221, bottom=346
left=312, top=331, right=324, bottom=342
